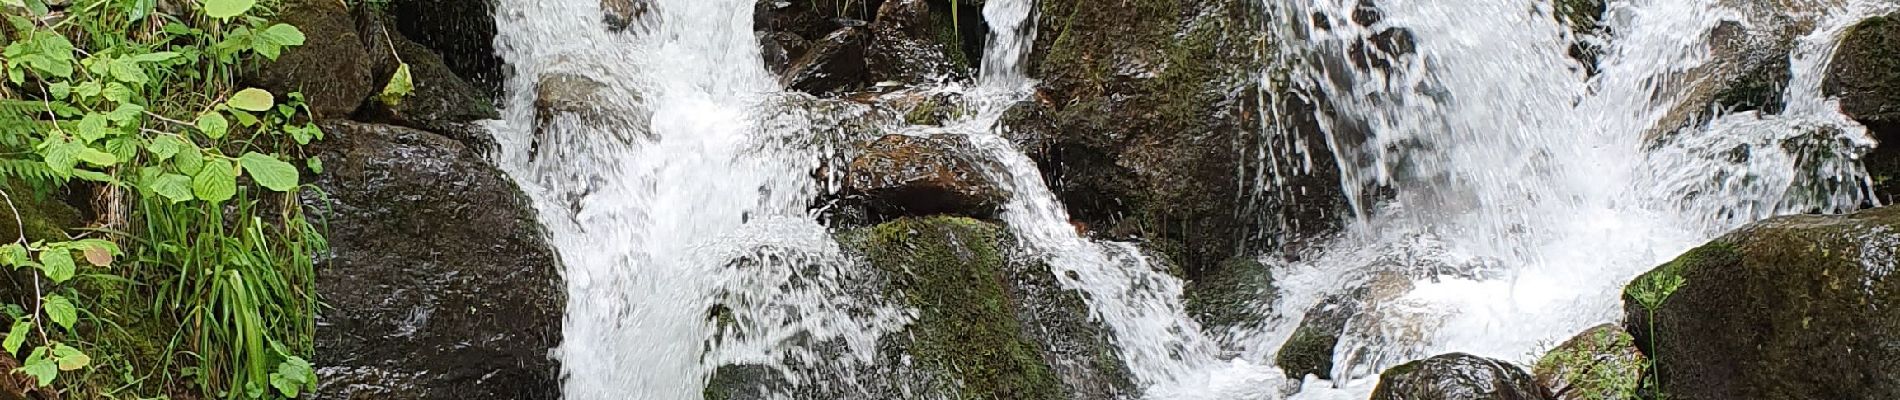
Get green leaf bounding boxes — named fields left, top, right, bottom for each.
left=106, top=103, right=144, bottom=124
left=73, top=113, right=108, bottom=142
left=191, top=160, right=236, bottom=203
left=147, top=135, right=185, bottom=159
left=39, top=141, right=77, bottom=178
left=19, top=347, right=55, bottom=386
left=0, top=244, right=25, bottom=267
left=36, top=250, right=72, bottom=284
left=200, top=0, right=255, bottom=19
left=238, top=152, right=298, bottom=191
left=0, top=0, right=24, bottom=9
left=40, top=295, right=73, bottom=330
left=174, top=145, right=204, bottom=175
left=106, top=58, right=146, bottom=84
left=149, top=173, right=194, bottom=203
left=270, top=374, right=298, bottom=397
left=76, top=147, right=117, bottom=167
left=131, top=51, right=178, bottom=63
left=195, top=111, right=228, bottom=139
left=50, top=344, right=86, bottom=371
left=3, top=321, right=28, bottom=355
left=226, top=88, right=273, bottom=111
left=71, top=169, right=113, bottom=183
left=259, top=24, right=305, bottom=47
left=73, top=81, right=100, bottom=98
left=46, top=82, right=68, bottom=99
left=102, top=82, right=131, bottom=102
left=378, top=63, right=414, bottom=107
left=306, top=157, right=323, bottom=174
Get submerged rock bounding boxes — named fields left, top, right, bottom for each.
left=1275, top=271, right=1417, bottom=382
left=1621, top=205, right=1900, bottom=400
left=842, top=134, right=1004, bottom=220
left=1532, top=324, right=1642, bottom=400
left=309, top=121, right=562, bottom=400
left=1826, top=13, right=1900, bottom=202
left=782, top=27, right=872, bottom=95
left=1370, top=353, right=1554, bottom=400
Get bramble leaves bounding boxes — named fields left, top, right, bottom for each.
left=192, top=159, right=237, bottom=203
left=41, top=295, right=74, bottom=331
left=239, top=152, right=297, bottom=192
left=37, top=249, right=72, bottom=283
left=227, top=88, right=274, bottom=111
left=201, top=0, right=254, bottom=19
left=3, top=321, right=27, bottom=355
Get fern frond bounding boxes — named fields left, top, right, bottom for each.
left=0, top=158, right=60, bottom=182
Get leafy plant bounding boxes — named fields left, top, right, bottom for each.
left=1630, top=268, right=1685, bottom=398
left=0, top=0, right=323, bottom=396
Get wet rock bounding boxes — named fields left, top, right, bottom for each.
left=1185, top=257, right=1277, bottom=333
left=754, top=0, right=885, bottom=42
left=759, top=31, right=811, bottom=76
left=845, top=89, right=966, bottom=125
left=1826, top=13, right=1900, bottom=202
left=1531, top=324, right=1642, bottom=400
left=1621, top=205, right=1900, bottom=400
left=838, top=216, right=1127, bottom=400
left=246, top=0, right=375, bottom=119
left=865, top=0, right=977, bottom=84
left=602, top=0, right=652, bottom=32
left=1554, top=0, right=1605, bottom=74
left=358, top=24, right=500, bottom=140
left=1275, top=271, right=1417, bottom=382
left=309, top=121, right=562, bottom=400
left=1023, top=0, right=1349, bottom=281
left=842, top=134, right=1004, bottom=219
left=1371, top=353, right=1554, bottom=400
left=1646, top=3, right=1816, bottom=140
left=782, top=27, right=872, bottom=95
left=389, top=0, right=504, bottom=93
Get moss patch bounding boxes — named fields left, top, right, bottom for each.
left=841, top=217, right=1064, bottom=400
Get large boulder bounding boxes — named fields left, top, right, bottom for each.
left=706, top=217, right=1133, bottom=399
left=841, top=134, right=1005, bottom=220
left=1015, top=0, right=1349, bottom=281
left=865, top=0, right=977, bottom=84
left=308, top=121, right=562, bottom=400
left=1531, top=324, right=1642, bottom=400
left=1826, top=13, right=1900, bottom=202
left=247, top=0, right=376, bottom=119
left=1622, top=205, right=1900, bottom=400
left=1274, top=271, right=1415, bottom=382
left=1370, top=353, right=1554, bottom=400
left=358, top=25, right=500, bottom=140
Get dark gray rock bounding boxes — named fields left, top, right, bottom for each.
left=842, top=134, right=1004, bottom=220
left=782, top=27, right=872, bottom=95
left=247, top=0, right=375, bottom=120
left=309, top=121, right=562, bottom=400
left=1371, top=353, right=1553, bottom=400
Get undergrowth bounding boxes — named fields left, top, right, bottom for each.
left=0, top=0, right=323, bottom=397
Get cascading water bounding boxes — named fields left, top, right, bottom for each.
left=483, top=0, right=1894, bottom=397
left=1246, top=0, right=1896, bottom=398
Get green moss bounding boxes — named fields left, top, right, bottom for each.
left=1533, top=325, right=1642, bottom=400
left=0, top=181, right=82, bottom=243
left=841, top=217, right=1064, bottom=400
left=1185, top=257, right=1275, bottom=330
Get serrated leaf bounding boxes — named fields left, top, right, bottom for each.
left=19, top=347, right=55, bottom=386
left=3, top=321, right=27, bottom=355
left=200, top=0, right=254, bottom=19
left=306, top=157, right=323, bottom=174
left=174, top=146, right=204, bottom=175
left=106, top=103, right=143, bottom=124
left=40, top=141, right=77, bottom=177
left=378, top=63, right=414, bottom=107
left=46, top=82, right=68, bottom=99
left=270, top=374, right=298, bottom=397
left=192, top=160, right=236, bottom=203
left=81, top=246, right=109, bottom=267
left=75, top=147, right=116, bottom=167
left=238, top=152, right=297, bottom=191
left=147, top=135, right=184, bottom=159
left=149, top=173, right=193, bottom=203
left=40, top=295, right=73, bottom=330
left=74, top=114, right=107, bottom=142
left=102, top=82, right=130, bottom=102
left=0, top=244, right=25, bottom=267
left=36, top=250, right=72, bottom=284
left=50, top=344, right=86, bottom=371
left=106, top=58, right=146, bottom=84
left=226, top=88, right=273, bottom=111
left=259, top=24, right=305, bottom=47
left=195, top=112, right=228, bottom=139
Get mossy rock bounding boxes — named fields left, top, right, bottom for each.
left=247, top=0, right=375, bottom=119
left=1532, top=324, right=1642, bottom=400
left=827, top=216, right=1131, bottom=400
left=1371, top=353, right=1553, bottom=400
left=1621, top=205, right=1900, bottom=400
left=1185, top=257, right=1277, bottom=333
left=0, top=182, right=80, bottom=244
left=1827, top=13, right=1900, bottom=202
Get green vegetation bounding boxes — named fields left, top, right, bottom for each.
left=1533, top=326, right=1642, bottom=400
left=1627, top=244, right=1700, bottom=398
left=0, top=0, right=322, bottom=397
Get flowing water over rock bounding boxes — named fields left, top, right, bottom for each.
left=483, top=0, right=1896, bottom=398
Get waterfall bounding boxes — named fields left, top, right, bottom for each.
left=1251, top=0, right=1895, bottom=397
left=481, top=0, right=1894, bottom=397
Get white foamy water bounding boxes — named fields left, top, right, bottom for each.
left=1245, top=0, right=1895, bottom=398
left=482, top=0, right=1894, bottom=398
